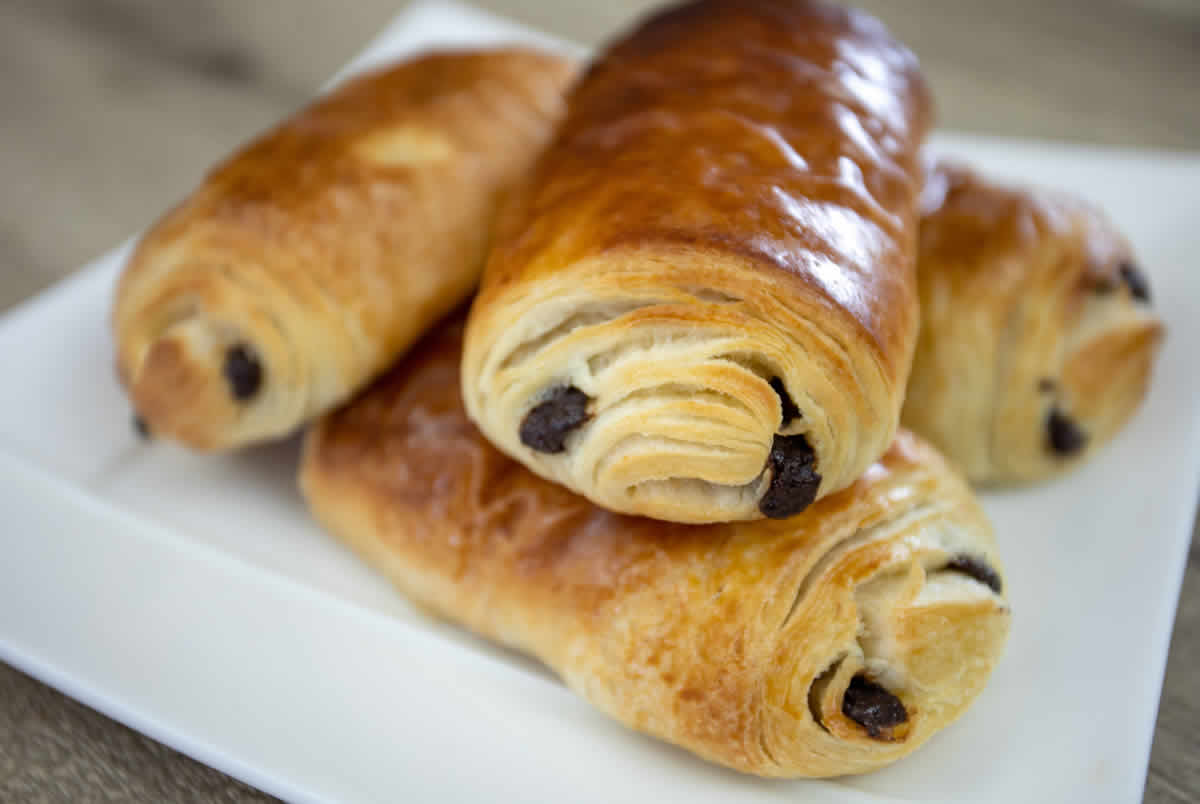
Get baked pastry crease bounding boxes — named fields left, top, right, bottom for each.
left=113, top=48, right=574, bottom=450
left=462, top=0, right=933, bottom=523
left=302, top=316, right=1010, bottom=778
left=904, top=160, right=1165, bottom=484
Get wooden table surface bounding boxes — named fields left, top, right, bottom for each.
left=1, top=0, right=1197, bottom=801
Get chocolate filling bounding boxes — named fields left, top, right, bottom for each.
left=519, top=385, right=592, bottom=453
left=132, top=413, right=151, bottom=440
left=1119, top=261, right=1151, bottom=303
left=758, top=433, right=821, bottom=519
left=769, top=376, right=801, bottom=426
left=1037, top=377, right=1058, bottom=393
left=945, top=554, right=1002, bottom=593
left=1046, top=407, right=1087, bottom=456
left=223, top=343, right=263, bottom=401
left=842, top=676, right=908, bottom=739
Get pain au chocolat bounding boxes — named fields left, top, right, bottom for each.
left=301, top=315, right=1010, bottom=778
left=903, top=159, right=1164, bottom=484
left=113, top=48, right=573, bottom=450
left=461, top=0, right=933, bottom=523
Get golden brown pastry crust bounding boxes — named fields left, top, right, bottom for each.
left=113, top=48, right=574, bottom=450
left=903, top=159, right=1165, bottom=484
left=302, top=315, right=1010, bottom=778
left=462, top=0, right=933, bottom=523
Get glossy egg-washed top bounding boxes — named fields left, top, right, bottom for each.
left=918, top=160, right=1139, bottom=297
left=479, top=0, right=933, bottom=365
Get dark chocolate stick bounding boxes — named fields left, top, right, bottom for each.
left=1119, top=262, right=1151, bottom=303
left=842, top=676, right=908, bottom=739
left=519, top=386, right=592, bottom=454
left=945, top=554, right=1002, bottom=594
left=223, top=343, right=263, bottom=401
left=758, top=433, right=821, bottom=519
left=1046, top=407, right=1087, bottom=456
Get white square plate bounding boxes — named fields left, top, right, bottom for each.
left=1, top=3, right=1197, bottom=802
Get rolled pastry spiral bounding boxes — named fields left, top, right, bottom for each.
left=113, top=48, right=574, bottom=450
left=302, top=315, right=1010, bottom=778
left=903, top=160, right=1165, bottom=485
left=462, top=0, right=932, bottom=523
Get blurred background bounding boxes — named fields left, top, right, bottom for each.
left=0, top=0, right=1196, bottom=801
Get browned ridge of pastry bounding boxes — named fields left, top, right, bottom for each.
left=903, top=159, right=1165, bottom=485
left=302, top=315, right=1010, bottom=778
left=112, top=48, right=575, bottom=450
left=462, top=0, right=932, bottom=523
